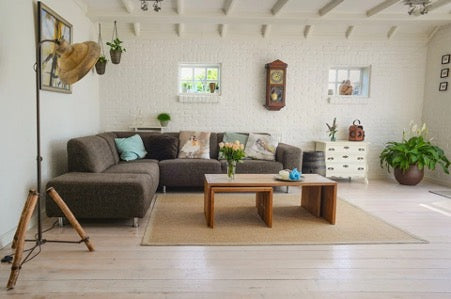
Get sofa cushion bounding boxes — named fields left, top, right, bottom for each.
left=104, top=160, right=159, bottom=183
left=178, top=131, right=211, bottom=159
left=159, top=158, right=221, bottom=187
left=68, top=136, right=116, bottom=173
left=245, top=133, right=279, bottom=161
left=146, top=134, right=179, bottom=160
left=114, top=134, right=147, bottom=161
left=97, top=132, right=120, bottom=164
left=220, top=159, right=283, bottom=174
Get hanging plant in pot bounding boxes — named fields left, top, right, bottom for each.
left=379, top=122, right=450, bottom=185
left=95, top=56, right=108, bottom=75
left=107, top=38, right=126, bottom=64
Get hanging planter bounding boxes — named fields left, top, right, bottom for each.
left=107, top=20, right=126, bottom=64
left=95, top=23, right=108, bottom=75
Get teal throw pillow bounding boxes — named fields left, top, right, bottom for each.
left=114, top=134, right=147, bottom=161
left=219, top=132, right=249, bottom=159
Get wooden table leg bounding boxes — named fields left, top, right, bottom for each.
left=320, top=185, right=337, bottom=224
left=256, top=189, right=273, bottom=228
left=301, top=185, right=321, bottom=217
left=208, top=189, right=215, bottom=228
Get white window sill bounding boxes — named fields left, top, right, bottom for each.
left=327, top=95, right=369, bottom=105
left=178, top=93, right=221, bottom=103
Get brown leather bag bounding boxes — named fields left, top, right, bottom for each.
left=348, top=119, right=365, bottom=141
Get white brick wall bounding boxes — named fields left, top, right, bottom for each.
left=100, top=38, right=427, bottom=178
left=422, top=25, right=451, bottom=186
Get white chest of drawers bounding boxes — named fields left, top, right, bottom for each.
left=315, top=140, right=368, bottom=183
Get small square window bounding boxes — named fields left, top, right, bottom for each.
left=328, top=66, right=370, bottom=97
left=179, top=64, right=221, bottom=94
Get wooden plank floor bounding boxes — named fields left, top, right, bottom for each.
left=1, top=178, right=451, bottom=297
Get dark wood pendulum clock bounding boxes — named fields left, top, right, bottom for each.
left=264, top=59, right=287, bottom=111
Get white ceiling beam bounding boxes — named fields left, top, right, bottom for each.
left=387, top=25, right=398, bottom=39
left=176, top=23, right=185, bottom=37
left=345, top=25, right=354, bottom=39
left=271, top=0, right=290, bottom=16
left=120, top=0, right=135, bottom=14
left=73, top=0, right=88, bottom=15
left=176, top=0, right=184, bottom=15
left=89, top=12, right=451, bottom=24
left=219, top=24, right=228, bottom=37
left=223, top=0, right=237, bottom=15
left=262, top=24, right=271, bottom=38
left=318, top=0, right=344, bottom=17
left=133, top=22, right=141, bottom=37
left=427, top=25, right=440, bottom=41
left=366, top=0, right=400, bottom=17
left=428, top=0, right=451, bottom=12
left=303, top=25, right=312, bottom=38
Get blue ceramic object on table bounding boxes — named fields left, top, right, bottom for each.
left=289, top=168, right=301, bottom=181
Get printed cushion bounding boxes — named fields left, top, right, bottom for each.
left=244, top=133, right=278, bottom=161
left=114, top=134, right=147, bottom=161
left=218, top=132, right=249, bottom=160
left=178, top=131, right=211, bottom=159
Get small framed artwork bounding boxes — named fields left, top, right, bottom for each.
left=442, top=54, right=450, bottom=65
left=441, top=68, right=449, bottom=78
left=439, top=82, right=448, bottom=91
left=38, top=1, right=73, bottom=93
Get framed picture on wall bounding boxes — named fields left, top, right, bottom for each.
left=442, top=54, right=450, bottom=65
left=439, top=82, right=448, bottom=91
left=441, top=68, right=449, bottom=78
left=38, top=1, right=73, bottom=93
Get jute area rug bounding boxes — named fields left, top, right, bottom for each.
left=142, top=193, right=425, bottom=246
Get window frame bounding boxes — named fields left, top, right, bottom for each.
left=178, top=63, right=221, bottom=95
left=328, top=65, right=371, bottom=98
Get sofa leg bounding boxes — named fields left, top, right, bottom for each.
left=58, top=217, right=64, bottom=227
left=132, top=217, right=139, bottom=228
left=286, top=186, right=289, bottom=193
left=163, top=185, right=167, bottom=193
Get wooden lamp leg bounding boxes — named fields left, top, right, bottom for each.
left=46, top=187, right=94, bottom=252
left=7, top=190, right=39, bottom=290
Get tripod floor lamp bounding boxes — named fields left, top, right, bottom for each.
left=6, top=38, right=100, bottom=290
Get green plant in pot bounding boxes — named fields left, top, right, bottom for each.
left=379, top=122, right=450, bottom=185
left=95, top=55, right=108, bottom=75
left=157, top=113, right=171, bottom=127
left=106, top=38, right=126, bottom=64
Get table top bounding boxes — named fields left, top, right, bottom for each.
left=204, top=173, right=336, bottom=187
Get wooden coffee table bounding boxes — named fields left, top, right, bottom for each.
left=204, top=173, right=337, bottom=228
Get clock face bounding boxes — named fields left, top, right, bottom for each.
left=270, top=70, right=284, bottom=84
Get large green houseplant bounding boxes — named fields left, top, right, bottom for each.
left=379, top=123, right=450, bottom=185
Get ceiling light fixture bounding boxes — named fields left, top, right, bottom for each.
left=403, top=0, right=431, bottom=16
left=140, top=0, right=164, bottom=12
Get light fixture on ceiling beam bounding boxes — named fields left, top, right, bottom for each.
left=404, top=0, right=432, bottom=15
left=140, top=0, right=164, bottom=12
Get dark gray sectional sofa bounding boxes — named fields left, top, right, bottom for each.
left=46, top=131, right=301, bottom=225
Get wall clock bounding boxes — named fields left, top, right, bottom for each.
left=265, top=59, right=287, bottom=111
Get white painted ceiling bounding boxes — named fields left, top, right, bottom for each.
left=78, top=0, right=451, bottom=40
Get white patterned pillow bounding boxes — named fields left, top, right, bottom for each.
left=178, top=131, right=211, bottom=159
left=244, top=133, right=278, bottom=161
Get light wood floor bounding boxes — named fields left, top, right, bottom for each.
left=1, top=178, right=451, bottom=298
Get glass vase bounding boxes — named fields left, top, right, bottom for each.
left=227, top=160, right=237, bottom=180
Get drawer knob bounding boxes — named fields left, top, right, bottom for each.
left=358, top=148, right=365, bottom=151
left=342, top=155, right=349, bottom=158
left=358, top=167, right=364, bottom=170
left=357, top=157, right=364, bottom=160
left=344, top=146, right=350, bottom=149
left=328, top=148, right=335, bottom=151
left=343, top=165, right=349, bottom=168
left=327, top=157, right=334, bottom=160
left=327, top=167, right=334, bottom=170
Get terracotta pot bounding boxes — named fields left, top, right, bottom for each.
left=95, top=61, right=106, bottom=75
left=209, top=82, right=216, bottom=93
left=394, top=165, right=424, bottom=185
left=110, top=49, right=122, bottom=64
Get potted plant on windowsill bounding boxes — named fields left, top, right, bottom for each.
left=106, top=38, right=126, bottom=64
left=95, top=55, right=108, bottom=75
left=157, top=113, right=171, bottom=127
left=379, top=122, right=450, bottom=185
